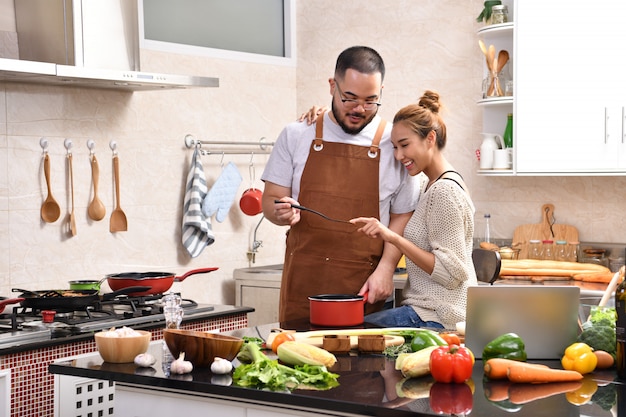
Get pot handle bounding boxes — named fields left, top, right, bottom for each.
left=361, top=291, right=369, bottom=304
left=175, top=267, right=219, bottom=282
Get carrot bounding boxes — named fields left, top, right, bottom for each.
left=506, top=363, right=583, bottom=383
left=483, top=380, right=513, bottom=402
left=508, top=381, right=583, bottom=404
left=484, top=358, right=549, bottom=380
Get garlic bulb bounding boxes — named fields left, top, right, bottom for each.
left=210, top=357, right=233, bottom=374
left=134, top=353, right=157, bottom=367
left=170, top=352, right=193, bottom=374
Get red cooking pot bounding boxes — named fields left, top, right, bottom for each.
left=106, top=267, right=218, bottom=296
left=308, top=293, right=369, bottom=327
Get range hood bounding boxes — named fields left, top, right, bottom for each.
left=2, top=0, right=218, bottom=91
left=0, top=58, right=219, bottom=91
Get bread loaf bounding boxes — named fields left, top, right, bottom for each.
left=500, top=260, right=610, bottom=278
left=572, top=271, right=615, bottom=283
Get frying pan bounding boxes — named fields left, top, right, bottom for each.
left=12, top=287, right=151, bottom=311
left=106, top=267, right=218, bottom=296
left=0, top=297, right=25, bottom=313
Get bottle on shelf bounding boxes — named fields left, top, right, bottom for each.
left=503, top=113, right=513, bottom=148
left=616, top=276, right=626, bottom=380
left=484, top=214, right=491, bottom=243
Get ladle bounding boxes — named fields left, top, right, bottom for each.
left=68, top=153, right=77, bottom=235
left=87, top=154, right=106, bottom=221
left=109, top=154, right=128, bottom=232
left=41, top=154, right=61, bottom=223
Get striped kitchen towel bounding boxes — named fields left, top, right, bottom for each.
left=182, top=149, right=215, bottom=257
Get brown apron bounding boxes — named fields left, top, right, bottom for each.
left=279, top=112, right=387, bottom=322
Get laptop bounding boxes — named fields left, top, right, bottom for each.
left=464, top=285, right=580, bottom=360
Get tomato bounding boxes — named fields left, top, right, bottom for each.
left=440, top=333, right=461, bottom=346
left=430, top=344, right=474, bottom=383
left=271, top=332, right=295, bottom=353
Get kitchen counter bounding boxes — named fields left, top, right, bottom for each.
left=2, top=304, right=252, bottom=417
left=49, top=322, right=625, bottom=417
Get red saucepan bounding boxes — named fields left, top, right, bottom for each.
left=106, top=267, right=219, bottom=296
left=0, top=297, right=25, bottom=313
left=308, top=292, right=369, bottom=327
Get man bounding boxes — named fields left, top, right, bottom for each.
left=261, top=46, right=417, bottom=322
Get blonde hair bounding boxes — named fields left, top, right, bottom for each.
left=393, top=90, right=447, bottom=149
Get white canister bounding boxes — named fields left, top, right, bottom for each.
left=479, top=133, right=503, bottom=169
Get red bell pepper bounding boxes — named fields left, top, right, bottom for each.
left=429, top=382, right=473, bottom=415
left=430, top=344, right=474, bottom=383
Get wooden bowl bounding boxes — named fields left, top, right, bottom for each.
left=163, top=329, right=244, bottom=367
left=94, top=330, right=151, bottom=363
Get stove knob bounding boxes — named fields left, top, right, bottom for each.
left=123, top=311, right=134, bottom=319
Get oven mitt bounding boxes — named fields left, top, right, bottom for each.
left=182, top=149, right=215, bottom=257
left=202, top=162, right=243, bottom=222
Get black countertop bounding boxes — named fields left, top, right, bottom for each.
left=49, top=321, right=625, bottom=417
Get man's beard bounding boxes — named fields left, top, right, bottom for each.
left=331, top=103, right=377, bottom=135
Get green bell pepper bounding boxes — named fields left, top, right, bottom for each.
left=410, top=330, right=448, bottom=352
left=482, top=332, right=527, bottom=361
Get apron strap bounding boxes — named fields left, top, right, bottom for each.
left=369, top=120, right=386, bottom=158
left=314, top=112, right=387, bottom=156
left=313, top=112, right=325, bottom=150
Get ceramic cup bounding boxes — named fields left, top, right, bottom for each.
left=493, top=148, right=512, bottom=169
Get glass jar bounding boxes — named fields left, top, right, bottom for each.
left=555, top=240, right=569, bottom=262
left=542, top=240, right=554, bottom=260
left=491, top=5, right=508, bottom=24
left=528, top=240, right=542, bottom=260
left=581, top=248, right=609, bottom=268
left=568, top=241, right=580, bottom=262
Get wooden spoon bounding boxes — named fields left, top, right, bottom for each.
left=486, top=44, right=495, bottom=72
left=109, top=154, right=128, bottom=232
left=68, top=153, right=77, bottom=236
left=87, top=154, right=106, bottom=221
left=495, top=50, right=510, bottom=96
left=40, top=154, right=61, bottom=223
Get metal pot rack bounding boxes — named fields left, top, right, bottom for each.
left=184, top=134, right=274, bottom=155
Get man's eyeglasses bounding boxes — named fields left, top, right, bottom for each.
left=334, top=80, right=382, bottom=111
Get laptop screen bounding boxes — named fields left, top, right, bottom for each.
left=464, top=285, right=580, bottom=360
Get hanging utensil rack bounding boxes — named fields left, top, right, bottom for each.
left=184, top=134, right=274, bottom=155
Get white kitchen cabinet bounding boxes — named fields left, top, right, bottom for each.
left=0, top=369, right=9, bottom=417
left=515, top=0, right=626, bottom=173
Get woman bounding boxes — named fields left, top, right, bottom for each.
left=351, top=90, right=477, bottom=330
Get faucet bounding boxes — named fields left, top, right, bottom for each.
left=247, top=216, right=264, bottom=264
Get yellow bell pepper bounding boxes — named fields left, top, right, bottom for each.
left=561, top=343, right=598, bottom=374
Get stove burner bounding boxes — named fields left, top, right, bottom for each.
left=0, top=293, right=204, bottom=334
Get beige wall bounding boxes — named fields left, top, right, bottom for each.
left=1, top=1, right=625, bottom=304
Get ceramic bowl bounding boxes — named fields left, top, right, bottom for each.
left=163, top=329, right=244, bottom=367
left=95, top=330, right=151, bottom=363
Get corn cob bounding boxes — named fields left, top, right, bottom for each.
left=277, top=341, right=337, bottom=368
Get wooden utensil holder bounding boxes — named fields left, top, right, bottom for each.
left=357, top=335, right=385, bottom=354
left=323, top=335, right=351, bottom=354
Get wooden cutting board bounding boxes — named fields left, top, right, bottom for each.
left=512, top=203, right=579, bottom=259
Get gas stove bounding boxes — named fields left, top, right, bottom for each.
left=0, top=293, right=214, bottom=341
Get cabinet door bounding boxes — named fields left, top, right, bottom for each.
left=515, top=0, right=626, bottom=173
